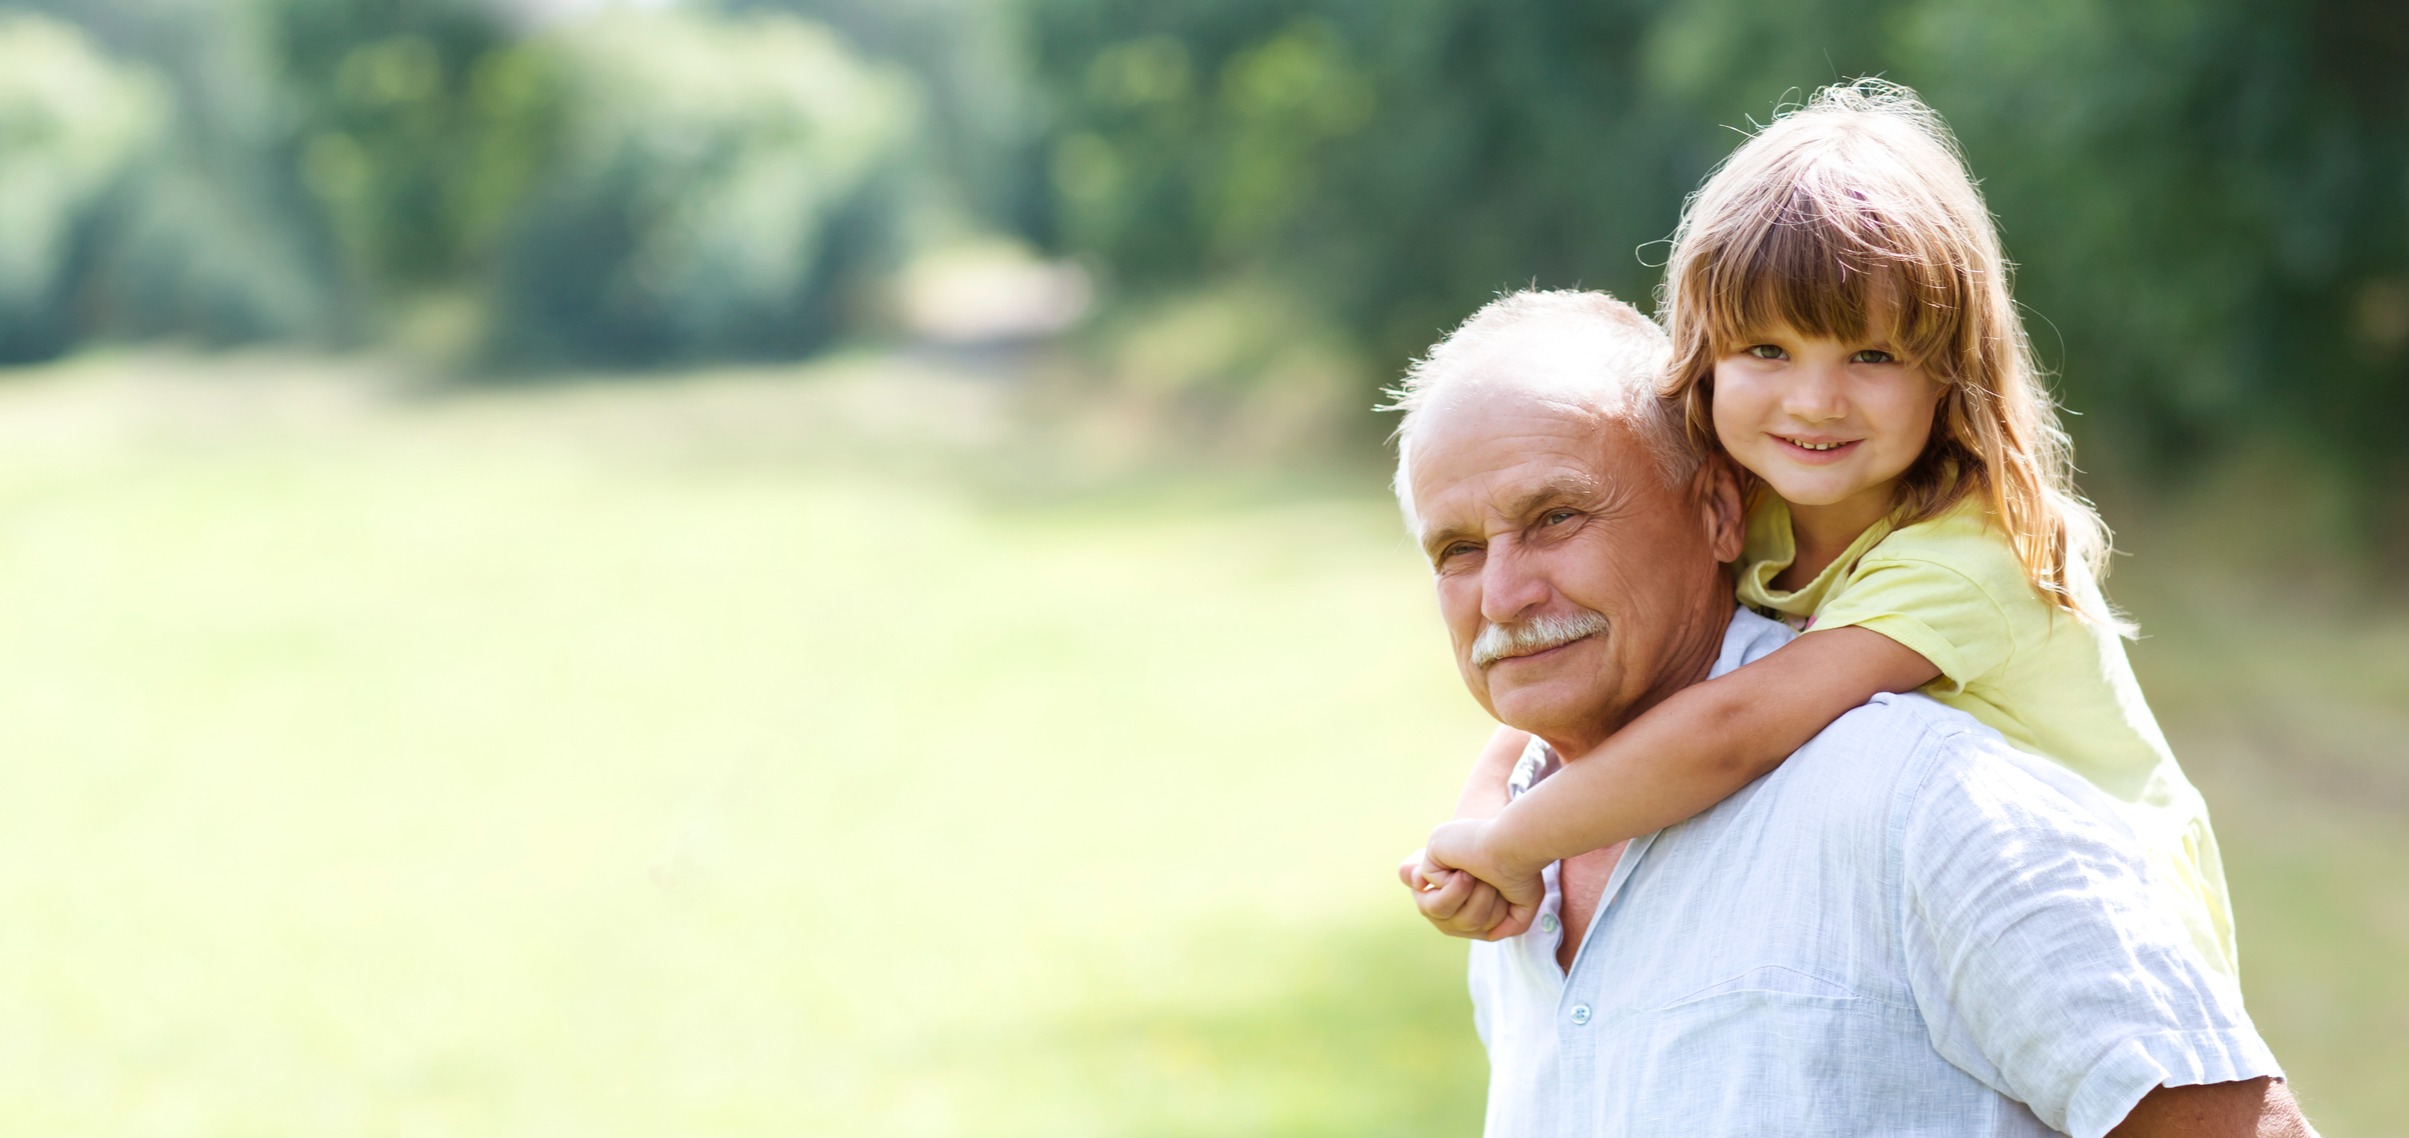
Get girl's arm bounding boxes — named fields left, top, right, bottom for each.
left=1429, top=626, right=1941, bottom=895
left=1457, top=724, right=1533, bottom=820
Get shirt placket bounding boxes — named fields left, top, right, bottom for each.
left=1553, top=833, right=1657, bottom=1130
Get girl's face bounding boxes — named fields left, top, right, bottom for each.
left=1710, top=325, right=1947, bottom=521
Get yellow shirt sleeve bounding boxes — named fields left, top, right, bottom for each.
left=1808, top=556, right=2016, bottom=696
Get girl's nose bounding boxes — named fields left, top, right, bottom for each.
left=1784, top=361, right=1849, bottom=422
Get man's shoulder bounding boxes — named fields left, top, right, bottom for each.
left=1790, top=688, right=1992, bottom=786
left=1802, top=692, right=2133, bottom=844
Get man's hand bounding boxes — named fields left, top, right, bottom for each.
left=1398, top=848, right=1529, bottom=940
left=1425, top=818, right=1545, bottom=933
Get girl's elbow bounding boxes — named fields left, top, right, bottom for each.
left=1701, top=689, right=1789, bottom=779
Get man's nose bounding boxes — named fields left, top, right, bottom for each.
left=1478, top=537, right=1551, bottom=626
left=1784, top=360, right=1849, bottom=423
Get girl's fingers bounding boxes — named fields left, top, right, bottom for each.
left=1398, top=849, right=1455, bottom=892
left=1417, top=869, right=1473, bottom=921
left=1456, top=883, right=1503, bottom=934
left=1488, top=900, right=1538, bottom=941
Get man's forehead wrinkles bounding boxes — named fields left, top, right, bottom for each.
left=1406, top=392, right=1638, bottom=547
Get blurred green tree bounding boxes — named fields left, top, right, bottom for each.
left=1022, top=0, right=2409, bottom=541
left=8, top=0, right=2407, bottom=534
left=1902, top=0, right=2409, bottom=541
left=13, top=0, right=344, bottom=350
left=271, top=0, right=529, bottom=301
left=1027, top=0, right=1728, bottom=383
left=730, top=0, right=1052, bottom=243
left=0, top=12, right=164, bottom=362
left=480, top=9, right=918, bottom=366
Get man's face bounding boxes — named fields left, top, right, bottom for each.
left=1408, top=387, right=1742, bottom=751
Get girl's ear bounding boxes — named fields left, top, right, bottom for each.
left=1694, top=456, right=1747, bottom=563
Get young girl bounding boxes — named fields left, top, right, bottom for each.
left=1417, top=80, right=2238, bottom=979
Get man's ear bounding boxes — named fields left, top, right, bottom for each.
left=1692, top=456, right=1746, bottom=563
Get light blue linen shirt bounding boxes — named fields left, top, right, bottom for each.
left=1467, top=607, right=2277, bottom=1138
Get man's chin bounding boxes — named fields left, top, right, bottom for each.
left=1481, top=644, right=1613, bottom=735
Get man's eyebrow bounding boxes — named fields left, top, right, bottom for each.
left=1503, top=475, right=1607, bottom=519
left=1417, top=473, right=1613, bottom=557
left=1418, top=519, right=1478, bottom=558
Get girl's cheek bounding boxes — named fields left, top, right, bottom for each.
left=1706, top=371, right=1749, bottom=450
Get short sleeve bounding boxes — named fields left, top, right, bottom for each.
left=1898, top=731, right=2278, bottom=1138
left=1813, top=557, right=2014, bottom=694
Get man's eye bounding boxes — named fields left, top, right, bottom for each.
left=1438, top=541, right=1480, bottom=564
left=1851, top=348, right=1896, bottom=364
left=1745, top=344, right=1786, bottom=360
left=1541, top=509, right=1578, bottom=527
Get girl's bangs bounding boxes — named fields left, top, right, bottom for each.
left=1702, top=184, right=1965, bottom=371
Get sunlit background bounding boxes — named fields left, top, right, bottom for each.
left=2, top=0, right=2404, bottom=1134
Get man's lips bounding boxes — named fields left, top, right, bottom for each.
left=1772, top=434, right=1863, bottom=464
left=1486, top=633, right=1595, bottom=668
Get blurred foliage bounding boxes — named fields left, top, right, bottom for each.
left=0, top=12, right=163, bottom=360
left=481, top=11, right=916, bottom=365
left=728, top=0, right=1052, bottom=242
left=1028, top=0, right=2409, bottom=541
left=7, top=0, right=2409, bottom=534
left=272, top=0, right=523, bottom=297
left=16, top=0, right=914, bottom=367
left=0, top=2, right=347, bottom=356
left=1027, top=2, right=1707, bottom=361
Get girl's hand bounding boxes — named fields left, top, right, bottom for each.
left=1398, top=848, right=1528, bottom=940
left=1425, top=818, right=1545, bottom=933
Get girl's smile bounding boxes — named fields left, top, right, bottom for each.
left=1772, top=434, right=1864, bottom=462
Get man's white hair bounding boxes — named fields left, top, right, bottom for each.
left=1384, top=289, right=1697, bottom=529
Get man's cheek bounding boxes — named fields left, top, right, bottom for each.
left=1436, top=581, right=1481, bottom=652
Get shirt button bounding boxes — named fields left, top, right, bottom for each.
left=1570, top=1004, right=1592, bottom=1026
left=1539, top=913, right=1559, bottom=934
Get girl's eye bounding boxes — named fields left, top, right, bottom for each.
left=1745, top=344, right=1787, bottom=360
left=1851, top=348, right=1896, bottom=364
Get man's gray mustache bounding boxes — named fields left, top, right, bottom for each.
left=1470, top=610, right=1610, bottom=669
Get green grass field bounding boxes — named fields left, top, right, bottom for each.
left=0, top=352, right=2399, bottom=1136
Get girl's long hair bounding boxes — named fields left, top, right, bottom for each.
left=1658, top=79, right=2125, bottom=631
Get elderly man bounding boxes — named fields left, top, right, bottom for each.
left=1391, top=290, right=2308, bottom=1137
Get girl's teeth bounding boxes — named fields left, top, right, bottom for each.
left=1789, top=438, right=1842, bottom=451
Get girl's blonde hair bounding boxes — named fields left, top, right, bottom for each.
left=1659, top=79, right=2124, bottom=630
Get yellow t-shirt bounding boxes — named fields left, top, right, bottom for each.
left=1734, top=493, right=2239, bottom=978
